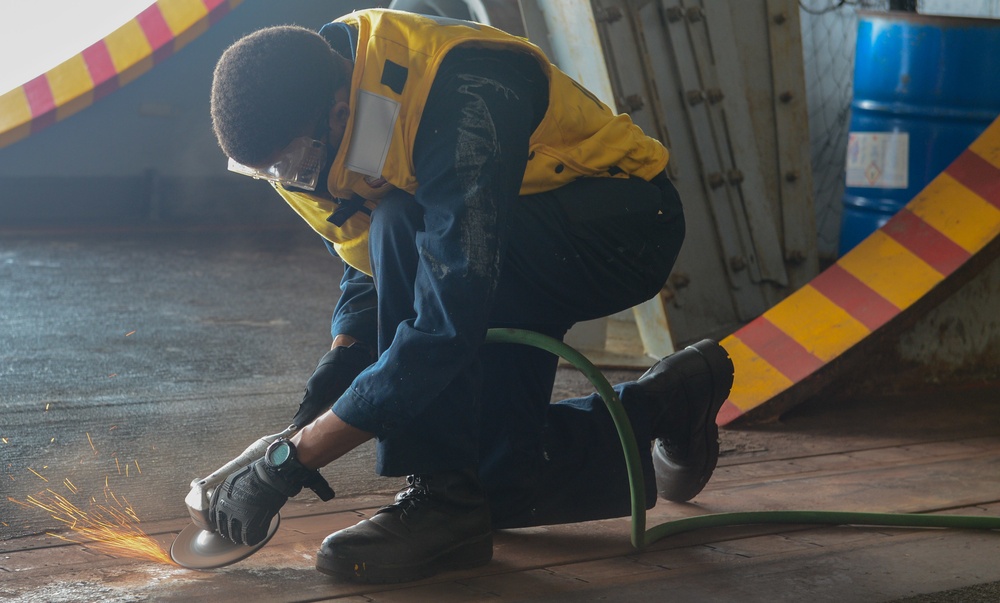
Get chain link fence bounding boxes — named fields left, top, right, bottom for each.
left=799, top=0, right=1000, bottom=260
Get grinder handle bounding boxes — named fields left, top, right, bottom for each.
left=199, top=424, right=299, bottom=489
left=184, top=425, right=300, bottom=530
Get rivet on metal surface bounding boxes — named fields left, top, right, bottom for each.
left=773, top=13, right=787, bottom=25
left=669, top=272, right=691, bottom=288
left=686, top=90, right=705, bottom=106
left=729, top=256, right=747, bottom=272
left=624, top=94, right=645, bottom=112
left=706, top=88, right=725, bottom=104
left=779, top=91, right=794, bottom=103
left=686, top=6, right=704, bottom=22
left=707, top=172, right=725, bottom=189
left=595, top=6, right=624, bottom=24
left=727, top=169, right=744, bottom=185
left=785, top=170, right=800, bottom=183
left=664, top=6, right=684, bottom=23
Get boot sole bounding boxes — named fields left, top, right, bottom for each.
left=316, top=532, right=493, bottom=584
left=654, top=340, right=734, bottom=502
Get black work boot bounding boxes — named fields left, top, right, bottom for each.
left=639, top=339, right=734, bottom=503
left=316, top=469, right=492, bottom=583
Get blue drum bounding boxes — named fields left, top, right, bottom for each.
left=839, top=12, right=1000, bottom=255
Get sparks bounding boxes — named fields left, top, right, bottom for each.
left=86, top=432, right=97, bottom=454
left=9, top=488, right=172, bottom=565
left=125, top=330, right=136, bottom=337
left=134, top=460, right=142, bottom=475
left=27, top=467, right=48, bottom=482
left=9, top=462, right=173, bottom=565
left=1, top=437, right=7, bottom=444
left=45, top=403, right=50, bottom=412
left=107, top=487, right=123, bottom=509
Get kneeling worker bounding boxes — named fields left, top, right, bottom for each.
left=207, top=8, right=734, bottom=584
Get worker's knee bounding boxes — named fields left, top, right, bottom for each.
left=370, top=190, right=422, bottom=247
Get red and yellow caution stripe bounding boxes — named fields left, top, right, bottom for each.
left=719, top=115, right=1000, bottom=425
left=0, top=0, right=242, bottom=150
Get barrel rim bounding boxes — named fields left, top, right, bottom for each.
left=858, top=10, right=1000, bottom=29
left=852, top=101, right=1000, bottom=122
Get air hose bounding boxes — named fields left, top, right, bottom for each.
left=484, top=328, right=1000, bottom=549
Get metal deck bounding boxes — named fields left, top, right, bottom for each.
left=3, top=228, right=999, bottom=602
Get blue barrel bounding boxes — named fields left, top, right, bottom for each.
left=839, top=12, right=1000, bottom=255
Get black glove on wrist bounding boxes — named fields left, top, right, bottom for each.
left=209, top=460, right=291, bottom=546
left=291, top=343, right=374, bottom=428
left=209, top=449, right=334, bottom=546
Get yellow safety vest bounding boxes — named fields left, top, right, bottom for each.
left=276, top=8, right=669, bottom=275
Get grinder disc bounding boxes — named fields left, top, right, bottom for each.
left=170, top=515, right=280, bottom=570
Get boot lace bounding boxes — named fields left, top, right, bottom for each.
left=379, top=475, right=432, bottom=516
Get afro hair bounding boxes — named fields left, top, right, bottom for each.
left=211, top=25, right=347, bottom=166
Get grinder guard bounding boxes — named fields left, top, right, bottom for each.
left=171, top=425, right=298, bottom=569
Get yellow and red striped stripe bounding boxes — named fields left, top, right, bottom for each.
left=719, top=115, right=1000, bottom=425
left=0, top=0, right=242, bottom=149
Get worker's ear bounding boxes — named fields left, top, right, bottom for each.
left=326, top=86, right=351, bottom=148
left=329, top=97, right=350, bottom=130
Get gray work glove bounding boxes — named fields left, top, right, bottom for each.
left=209, top=442, right=334, bottom=546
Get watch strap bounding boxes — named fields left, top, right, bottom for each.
left=259, top=439, right=335, bottom=500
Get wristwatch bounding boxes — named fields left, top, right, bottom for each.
left=264, top=438, right=309, bottom=472
left=261, top=438, right=336, bottom=501
left=263, top=438, right=314, bottom=487
left=265, top=438, right=298, bottom=468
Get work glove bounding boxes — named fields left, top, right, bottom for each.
left=209, top=452, right=335, bottom=546
left=291, top=342, right=374, bottom=428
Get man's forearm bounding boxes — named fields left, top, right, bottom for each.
left=291, top=409, right=374, bottom=469
left=293, top=337, right=374, bottom=467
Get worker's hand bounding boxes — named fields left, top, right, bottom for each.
left=209, top=452, right=330, bottom=547
left=291, top=342, right=374, bottom=428
left=209, top=460, right=297, bottom=546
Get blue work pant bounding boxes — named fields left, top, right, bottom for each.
left=369, top=174, right=684, bottom=527
left=363, top=49, right=685, bottom=527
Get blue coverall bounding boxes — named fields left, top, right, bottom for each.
left=320, top=22, right=685, bottom=528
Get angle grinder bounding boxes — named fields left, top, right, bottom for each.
left=170, top=425, right=297, bottom=569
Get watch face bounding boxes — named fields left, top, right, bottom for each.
left=268, top=441, right=292, bottom=466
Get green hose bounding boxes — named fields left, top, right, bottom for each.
left=485, top=328, right=1000, bottom=549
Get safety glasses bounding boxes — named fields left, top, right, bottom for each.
left=227, top=136, right=327, bottom=191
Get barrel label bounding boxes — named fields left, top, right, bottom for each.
left=846, top=132, right=909, bottom=189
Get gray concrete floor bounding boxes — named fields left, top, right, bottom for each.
left=1, top=225, right=641, bottom=538
left=1, top=226, right=397, bottom=539
left=3, top=226, right=1000, bottom=602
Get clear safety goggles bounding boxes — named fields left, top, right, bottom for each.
left=227, top=137, right=327, bottom=191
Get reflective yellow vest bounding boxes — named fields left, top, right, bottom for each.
left=276, top=8, right=669, bottom=275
